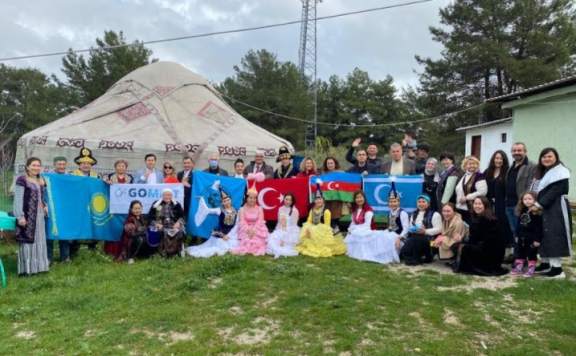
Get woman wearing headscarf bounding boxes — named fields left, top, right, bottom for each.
left=148, top=188, right=185, bottom=257
left=423, top=158, right=440, bottom=212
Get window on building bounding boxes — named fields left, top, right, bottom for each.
left=501, top=133, right=507, bottom=143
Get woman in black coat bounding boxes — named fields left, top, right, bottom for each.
left=533, top=148, right=572, bottom=279
left=455, top=196, right=507, bottom=276
left=484, top=150, right=513, bottom=252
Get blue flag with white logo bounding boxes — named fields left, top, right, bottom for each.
left=188, top=171, right=246, bottom=238
left=363, top=175, right=424, bottom=214
left=44, top=174, right=124, bottom=241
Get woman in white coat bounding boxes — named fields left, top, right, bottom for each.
left=345, top=191, right=400, bottom=264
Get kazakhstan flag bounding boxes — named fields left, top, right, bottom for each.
left=44, top=174, right=124, bottom=241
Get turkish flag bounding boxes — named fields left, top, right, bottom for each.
left=255, top=177, right=310, bottom=221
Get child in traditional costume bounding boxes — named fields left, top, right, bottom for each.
left=344, top=191, right=399, bottom=264
left=187, top=190, right=239, bottom=258
left=231, top=173, right=269, bottom=256
left=386, top=181, right=410, bottom=252
left=267, top=193, right=301, bottom=258
left=297, top=184, right=346, bottom=257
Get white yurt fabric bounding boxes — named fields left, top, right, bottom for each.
left=15, top=61, right=293, bottom=174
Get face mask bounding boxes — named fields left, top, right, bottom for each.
left=209, top=160, right=218, bottom=169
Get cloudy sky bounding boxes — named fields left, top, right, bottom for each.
left=0, top=0, right=452, bottom=89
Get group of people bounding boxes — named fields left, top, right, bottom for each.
left=13, top=135, right=572, bottom=280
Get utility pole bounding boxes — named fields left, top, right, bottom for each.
left=298, top=0, right=319, bottom=151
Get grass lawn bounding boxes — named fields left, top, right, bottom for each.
left=1, top=243, right=575, bottom=355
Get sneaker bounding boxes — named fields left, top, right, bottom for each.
left=535, top=263, right=551, bottom=274
left=511, top=261, right=524, bottom=276
left=543, top=267, right=565, bottom=279
left=523, top=264, right=536, bottom=277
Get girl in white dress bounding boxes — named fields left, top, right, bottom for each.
left=187, top=191, right=239, bottom=258
left=267, top=193, right=301, bottom=258
left=344, top=191, right=400, bottom=264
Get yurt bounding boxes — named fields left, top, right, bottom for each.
left=14, top=61, right=293, bottom=174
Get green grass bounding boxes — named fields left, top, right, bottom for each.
left=1, top=243, right=575, bottom=355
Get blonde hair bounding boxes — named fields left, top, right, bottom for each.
left=461, top=155, right=480, bottom=170
left=300, top=157, right=317, bottom=173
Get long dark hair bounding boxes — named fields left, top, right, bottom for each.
left=351, top=190, right=369, bottom=212
left=471, top=196, right=496, bottom=221
left=25, top=157, right=42, bottom=177
left=484, top=150, right=509, bottom=181
left=535, top=147, right=562, bottom=179
left=128, top=200, right=143, bottom=216
left=283, top=192, right=296, bottom=216
left=322, top=156, right=340, bottom=172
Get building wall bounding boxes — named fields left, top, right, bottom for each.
left=511, top=92, right=576, bottom=201
left=464, top=121, right=514, bottom=171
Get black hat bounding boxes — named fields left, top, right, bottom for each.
left=276, top=146, right=293, bottom=162
left=74, top=147, right=97, bottom=165
left=388, top=181, right=400, bottom=200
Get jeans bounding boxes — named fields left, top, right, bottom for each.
left=47, top=240, right=71, bottom=262
left=505, top=207, right=518, bottom=238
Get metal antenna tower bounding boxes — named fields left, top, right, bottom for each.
left=298, top=0, right=319, bottom=150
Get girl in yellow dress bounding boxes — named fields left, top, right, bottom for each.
left=297, top=187, right=347, bottom=257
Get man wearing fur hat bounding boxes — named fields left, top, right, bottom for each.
left=273, top=146, right=298, bottom=179
left=70, top=147, right=100, bottom=178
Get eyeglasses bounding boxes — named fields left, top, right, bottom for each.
left=164, top=166, right=173, bottom=169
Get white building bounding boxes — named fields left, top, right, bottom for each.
left=455, top=118, right=513, bottom=171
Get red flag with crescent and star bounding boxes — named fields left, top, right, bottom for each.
left=255, top=177, right=309, bottom=221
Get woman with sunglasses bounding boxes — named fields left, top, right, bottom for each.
left=163, top=161, right=179, bottom=183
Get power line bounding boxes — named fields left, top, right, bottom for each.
left=220, top=92, right=485, bottom=128
left=0, top=0, right=433, bottom=62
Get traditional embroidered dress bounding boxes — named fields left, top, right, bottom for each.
left=119, top=214, right=148, bottom=261
left=344, top=205, right=399, bottom=264
left=70, top=169, right=99, bottom=178
left=187, top=208, right=239, bottom=258
left=267, top=206, right=301, bottom=258
left=297, top=207, right=346, bottom=257
left=14, top=175, right=49, bottom=275
left=231, top=205, right=268, bottom=256
left=148, top=200, right=185, bottom=257
left=387, top=207, right=410, bottom=242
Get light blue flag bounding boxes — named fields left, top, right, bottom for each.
left=188, top=171, right=246, bottom=239
left=44, top=174, right=124, bottom=241
left=363, top=175, right=424, bottom=215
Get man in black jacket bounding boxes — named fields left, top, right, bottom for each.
left=346, top=149, right=378, bottom=175
left=177, top=156, right=195, bottom=219
left=346, top=138, right=382, bottom=173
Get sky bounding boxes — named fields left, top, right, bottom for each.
left=0, top=0, right=452, bottom=90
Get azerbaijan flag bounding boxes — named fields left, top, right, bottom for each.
left=310, top=172, right=362, bottom=202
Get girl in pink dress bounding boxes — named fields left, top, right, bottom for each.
left=232, top=188, right=269, bottom=256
